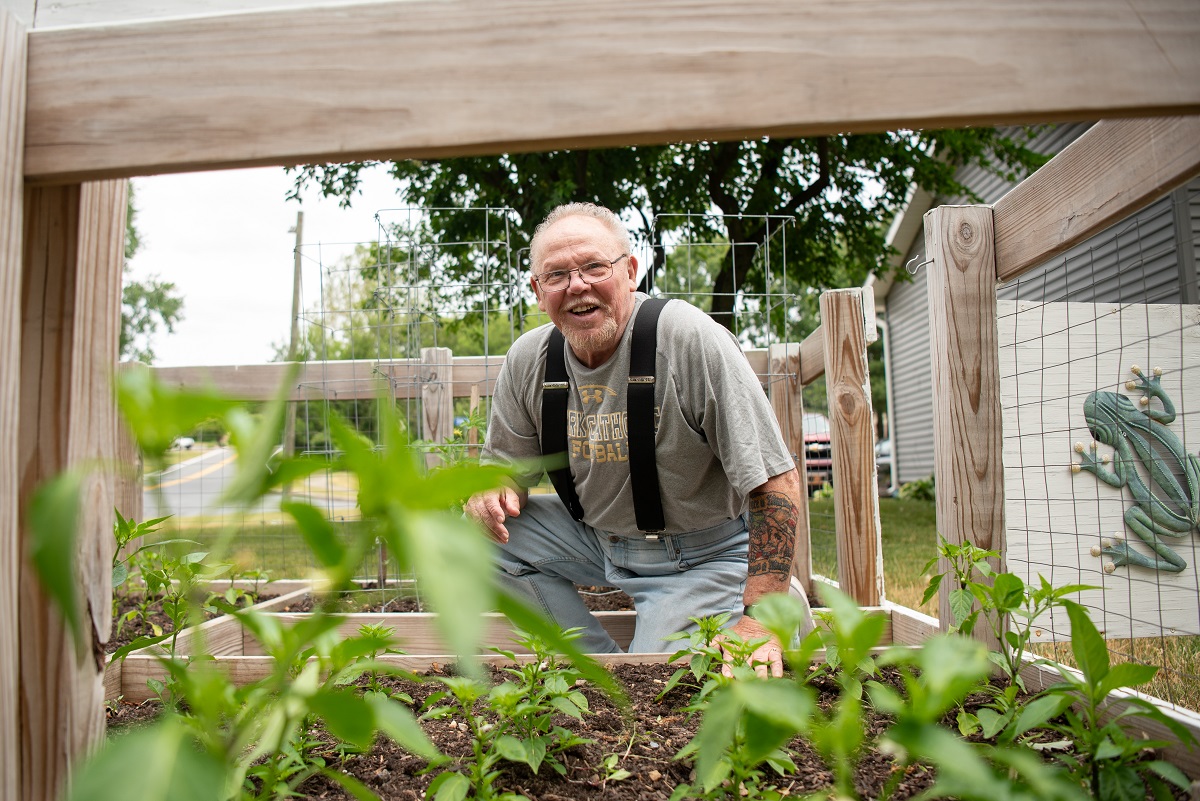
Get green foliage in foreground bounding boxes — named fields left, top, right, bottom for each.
left=28, top=368, right=624, bottom=801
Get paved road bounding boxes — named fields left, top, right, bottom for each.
left=144, top=447, right=360, bottom=520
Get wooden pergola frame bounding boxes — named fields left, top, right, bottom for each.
left=2, top=1, right=1199, bottom=797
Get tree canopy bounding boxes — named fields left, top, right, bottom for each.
left=290, top=129, right=1048, bottom=337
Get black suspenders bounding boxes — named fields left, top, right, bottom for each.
left=540, top=298, right=669, bottom=533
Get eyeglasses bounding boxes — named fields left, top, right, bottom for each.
left=534, top=254, right=628, bottom=293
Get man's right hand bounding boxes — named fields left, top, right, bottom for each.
left=463, top=485, right=526, bottom=543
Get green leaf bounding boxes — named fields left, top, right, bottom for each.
left=921, top=573, right=943, bottom=607
left=1097, top=762, right=1144, bottom=801
left=220, top=365, right=299, bottom=507
left=395, top=511, right=494, bottom=672
left=1008, top=692, right=1074, bottom=740
left=116, top=368, right=238, bottom=459
left=692, top=686, right=743, bottom=792
left=67, top=718, right=228, bottom=801
left=1096, top=662, right=1159, bottom=698
left=949, top=587, right=975, bottom=625
left=427, top=771, right=470, bottom=801
left=991, top=572, right=1025, bottom=612
left=28, top=471, right=85, bottom=656
left=318, top=767, right=383, bottom=801
left=495, top=735, right=531, bottom=765
left=976, top=708, right=1012, bottom=739
left=1095, top=736, right=1124, bottom=761
left=549, top=695, right=583, bottom=720
left=494, top=594, right=626, bottom=709
left=283, top=501, right=347, bottom=571
left=112, top=561, right=129, bottom=589
left=1143, top=760, right=1189, bottom=789
left=1064, top=600, right=1109, bottom=687
left=308, top=689, right=377, bottom=751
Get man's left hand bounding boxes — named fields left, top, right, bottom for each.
left=720, top=614, right=784, bottom=679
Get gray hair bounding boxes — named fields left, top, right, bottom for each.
left=529, top=202, right=632, bottom=271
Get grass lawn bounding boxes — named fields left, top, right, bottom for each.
left=809, top=497, right=940, bottom=615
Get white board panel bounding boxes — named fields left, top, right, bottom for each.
left=998, top=301, right=1200, bottom=641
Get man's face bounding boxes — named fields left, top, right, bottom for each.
left=531, top=215, right=638, bottom=368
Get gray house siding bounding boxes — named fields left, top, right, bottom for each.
left=881, top=123, right=1199, bottom=486
left=885, top=268, right=935, bottom=485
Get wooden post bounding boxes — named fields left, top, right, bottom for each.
left=820, top=289, right=883, bottom=606
left=113, top=417, right=143, bottom=524
left=467, top=383, right=481, bottom=459
left=19, top=180, right=125, bottom=800
left=768, top=343, right=812, bottom=595
left=281, top=211, right=303, bottom=500
left=1, top=10, right=27, bottom=800
left=923, top=205, right=1005, bottom=648
left=420, top=346, right=454, bottom=469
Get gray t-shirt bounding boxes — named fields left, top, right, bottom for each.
left=483, top=294, right=795, bottom=534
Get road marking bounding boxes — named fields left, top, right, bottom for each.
left=151, top=446, right=230, bottom=478
left=147, top=450, right=237, bottom=490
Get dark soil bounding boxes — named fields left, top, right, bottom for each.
left=297, top=662, right=933, bottom=800
left=105, top=663, right=936, bottom=800
left=107, top=592, right=277, bottom=655
left=280, top=586, right=636, bottom=614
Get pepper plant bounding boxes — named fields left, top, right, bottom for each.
left=27, top=366, right=623, bottom=801
left=423, top=628, right=596, bottom=800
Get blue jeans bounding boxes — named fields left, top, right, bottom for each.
left=493, top=495, right=750, bottom=653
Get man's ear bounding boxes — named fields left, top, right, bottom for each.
left=626, top=254, right=639, bottom=290
left=530, top=276, right=546, bottom=311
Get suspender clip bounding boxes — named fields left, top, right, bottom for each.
left=628, top=376, right=655, bottom=384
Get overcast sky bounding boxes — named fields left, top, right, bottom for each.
left=126, top=163, right=402, bottom=367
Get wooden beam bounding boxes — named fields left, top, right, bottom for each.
left=138, top=352, right=782, bottom=402
left=798, top=326, right=825, bottom=386
left=994, top=116, right=1200, bottom=283
left=0, top=10, right=25, bottom=800
left=923, top=206, right=1005, bottom=648
left=117, top=650, right=676, bottom=703
left=19, top=180, right=125, bottom=801
left=140, top=357, right=505, bottom=401
left=23, top=0, right=1200, bottom=184
left=769, top=343, right=812, bottom=594
left=820, top=289, right=883, bottom=606
left=888, top=603, right=941, bottom=647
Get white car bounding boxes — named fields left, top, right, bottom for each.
left=173, top=436, right=195, bottom=450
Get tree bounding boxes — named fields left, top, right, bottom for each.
left=271, top=241, right=526, bottom=363
left=289, top=129, right=1048, bottom=336
left=122, top=183, right=184, bottom=363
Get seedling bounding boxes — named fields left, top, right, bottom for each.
left=424, top=628, right=596, bottom=800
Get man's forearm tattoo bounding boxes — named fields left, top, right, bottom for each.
left=747, top=491, right=799, bottom=577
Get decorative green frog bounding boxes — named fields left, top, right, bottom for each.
left=1073, top=365, right=1198, bottom=574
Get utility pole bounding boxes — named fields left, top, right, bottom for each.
left=281, top=211, right=303, bottom=500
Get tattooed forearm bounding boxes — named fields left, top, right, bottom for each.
left=747, top=490, right=798, bottom=577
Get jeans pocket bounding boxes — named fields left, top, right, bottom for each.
left=677, top=529, right=749, bottom=571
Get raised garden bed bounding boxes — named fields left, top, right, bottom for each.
left=104, top=580, right=311, bottom=701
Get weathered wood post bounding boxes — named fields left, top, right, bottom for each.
left=923, top=205, right=1005, bottom=649
left=820, top=288, right=884, bottom=606
left=768, top=342, right=813, bottom=595
left=1, top=10, right=27, bottom=799
left=19, top=180, right=126, bottom=800
left=420, top=346, right=454, bottom=468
